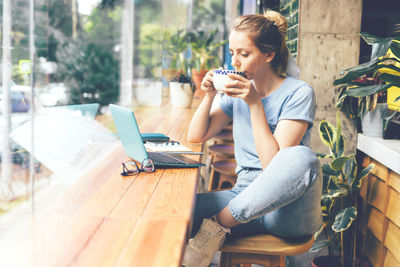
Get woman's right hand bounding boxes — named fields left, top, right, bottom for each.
left=201, top=70, right=218, bottom=97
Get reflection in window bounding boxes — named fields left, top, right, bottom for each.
left=1, top=0, right=227, bottom=222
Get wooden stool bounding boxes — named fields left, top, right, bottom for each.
left=209, top=158, right=237, bottom=191
left=213, top=129, right=234, bottom=144
left=223, top=123, right=233, bottom=131
left=219, top=234, right=314, bottom=267
left=208, top=144, right=235, bottom=162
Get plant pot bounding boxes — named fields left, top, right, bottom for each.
left=383, top=119, right=400, bottom=139
left=169, top=82, right=194, bottom=108
left=192, top=69, right=208, bottom=98
left=134, top=79, right=162, bottom=106
left=361, top=103, right=387, bottom=137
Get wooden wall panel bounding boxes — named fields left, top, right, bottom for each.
left=389, top=171, right=400, bottom=194
left=386, top=189, right=400, bottom=228
left=383, top=250, right=400, bottom=267
left=384, top=222, right=400, bottom=264
left=370, top=159, right=389, bottom=182
left=367, top=207, right=385, bottom=241
left=365, top=231, right=381, bottom=267
left=368, top=175, right=387, bottom=212
left=358, top=155, right=399, bottom=267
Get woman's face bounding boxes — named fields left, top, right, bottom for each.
left=229, top=30, right=270, bottom=80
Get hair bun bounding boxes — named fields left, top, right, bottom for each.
left=263, top=10, right=287, bottom=37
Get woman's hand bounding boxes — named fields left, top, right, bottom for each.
left=223, top=73, right=261, bottom=105
left=200, top=70, right=218, bottom=97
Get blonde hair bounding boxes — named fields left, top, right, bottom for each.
left=232, top=10, right=289, bottom=76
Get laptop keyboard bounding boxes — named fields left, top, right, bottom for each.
left=147, top=152, right=187, bottom=164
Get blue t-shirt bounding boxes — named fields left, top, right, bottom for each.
left=219, top=76, right=316, bottom=172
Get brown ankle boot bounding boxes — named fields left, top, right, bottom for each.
left=182, top=218, right=230, bottom=267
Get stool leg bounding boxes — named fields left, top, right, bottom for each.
left=219, top=252, right=231, bottom=267
left=279, top=256, right=285, bottom=267
left=218, top=174, right=235, bottom=189
left=208, top=167, right=220, bottom=191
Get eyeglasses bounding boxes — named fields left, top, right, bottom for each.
left=121, top=158, right=155, bottom=176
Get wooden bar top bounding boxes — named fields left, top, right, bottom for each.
left=0, top=100, right=204, bottom=267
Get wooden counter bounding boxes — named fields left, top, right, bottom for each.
left=0, top=102, right=204, bottom=267
left=357, top=134, right=400, bottom=267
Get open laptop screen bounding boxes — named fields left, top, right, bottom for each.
left=109, top=104, right=148, bottom=163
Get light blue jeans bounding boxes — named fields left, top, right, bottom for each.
left=191, top=146, right=322, bottom=238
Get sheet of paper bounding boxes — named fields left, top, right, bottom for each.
left=144, top=142, right=193, bottom=152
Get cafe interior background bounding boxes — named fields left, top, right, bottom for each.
left=1, top=0, right=400, bottom=265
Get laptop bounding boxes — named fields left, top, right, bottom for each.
left=109, top=104, right=205, bottom=168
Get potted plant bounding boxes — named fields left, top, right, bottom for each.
left=166, top=30, right=194, bottom=108
left=311, top=112, right=374, bottom=267
left=148, top=29, right=194, bottom=108
left=161, top=29, right=191, bottom=81
left=334, top=33, right=400, bottom=137
left=187, top=29, right=227, bottom=95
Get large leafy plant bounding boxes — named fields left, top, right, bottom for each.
left=187, top=29, right=227, bottom=72
left=335, top=33, right=400, bottom=119
left=312, top=112, right=374, bottom=267
left=152, top=29, right=192, bottom=83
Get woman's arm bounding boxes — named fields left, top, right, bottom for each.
left=224, top=73, right=308, bottom=169
left=251, top=106, right=308, bottom=168
left=247, top=101, right=279, bottom=169
left=188, top=70, right=232, bottom=143
left=274, top=119, right=308, bottom=148
left=188, top=95, right=231, bottom=143
left=248, top=102, right=308, bottom=169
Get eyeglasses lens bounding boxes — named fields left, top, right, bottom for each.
left=122, top=161, right=139, bottom=176
left=142, top=158, right=155, bottom=173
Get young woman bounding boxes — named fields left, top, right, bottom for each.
left=183, top=10, right=322, bottom=267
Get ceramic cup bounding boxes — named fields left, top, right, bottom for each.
left=212, top=69, right=246, bottom=91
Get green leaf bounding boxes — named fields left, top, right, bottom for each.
left=313, top=225, right=326, bottom=241
left=371, top=39, right=393, bottom=60
left=334, top=57, right=400, bottom=85
left=378, top=62, right=400, bottom=73
left=332, top=134, right=345, bottom=158
left=343, top=83, right=392, bottom=97
left=317, top=152, right=332, bottom=159
left=332, top=207, right=357, bottom=232
left=331, top=156, right=349, bottom=171
left=357, top=97, right=365, bottom=118
left=353, top=163, right=374, bottom=190
left=390, top=41, right=400, bottom=59
left=360, top=32, right=386, bottom=45
left=333, top=58, right=383, bottom=85
left=333, top=110, right=344, bottom=157
left=310, top=240, right=330, bottom=253
left=319, top=120, right=337, bottom=148
left=380, top=73, right=400, bottom=87
left=344, top=155, right=357, bottom=186
left=322, top=164, right=341, bottom=177
left=331, top=175, right=350, bottom=189
left=323, top=189, right=348, bottom=199
left=337, top=135, right=345, bottom=157
left=321, top=195, right=334, bottom=216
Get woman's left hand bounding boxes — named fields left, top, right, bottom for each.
left=222, top=73, right=261, bottom=105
